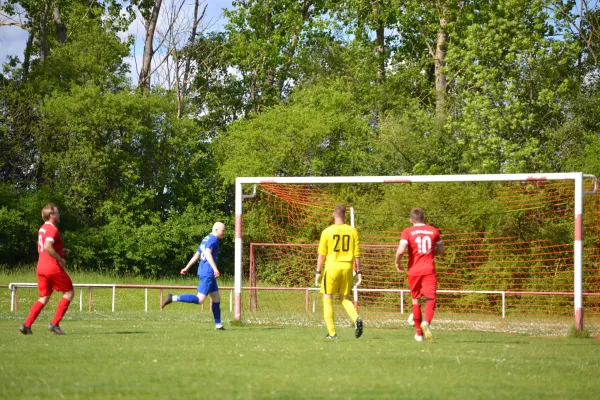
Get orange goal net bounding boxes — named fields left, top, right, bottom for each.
left=235, top=175, right=600, bottom=332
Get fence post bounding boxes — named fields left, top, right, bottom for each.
left=145, top=288, right=148, bottom=312
left=112, top=285, right=116, bottom=312
left=502, top=292, right=506, bottom=319
left=400, top=290, right=404, bottom=314
left=79, top=288, right=83, bottom=312
left=305, top=288, right=309, bottom=312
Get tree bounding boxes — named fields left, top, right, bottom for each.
left=444, top=0, right=585, bottom=173
left=137, top=0, right=163, bottom=91
left=151, top=0, right=208, bottom=118
left=1, top=1, right=132, bottom=185
left=216, top=79, right=373, bottom=182
left=327, top=0, right=398, bottom=85
left=198, top=0, right=324, bottom=112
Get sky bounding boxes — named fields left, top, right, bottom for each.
left=0, top=0, right=234, bottom=78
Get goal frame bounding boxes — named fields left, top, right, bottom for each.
left=234, top=173, right=598, bottom=330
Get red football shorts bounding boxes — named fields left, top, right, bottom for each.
left=37, top=271, right=74, bottom=297
left=408, top=273, right=437, bottom=299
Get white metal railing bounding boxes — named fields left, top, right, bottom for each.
left=7, top=283, right=235, bottom=313
left=7, top=283, right=600, bottom=318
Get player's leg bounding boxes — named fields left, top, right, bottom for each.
left=48, top=271, right=74, bottom=335
left=419, top=274, right=437, bottom=341
left=408, top=275, right=424, bottom=341
left=338, top=270, right=363, bottom=338
left=162, top=276, right=206, bottom=308
left=209, top=289, right=224, bottom=330
left=412, top=298, right=424, bottom=341
left=339, top=294, right=359, bottom=321
left=321, top=270, right=338, bottom=338
left=21, top=275, right=52, bottom=334
left=339, top=295, right=363, bottom=338
left=164, top=292, right=203, bottom=306
left=422, top=273, right=438, bottom=324
left=322, top=294, right=336, bottom=338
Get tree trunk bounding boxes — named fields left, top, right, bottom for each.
left=178, top=1, right=205, bottom=118
left=23, top=30, right=35, bottom=80
left=376, top=21, right=385, bottom=85
left=139, top=0, right=163, bottom=91
left=40, top=0, right=52, bottom=60
left=249, top=69, right=258, bottom=113
left=262, top=12, right=275, bottom=102
left=435, top=8, right=448, bottom=123
left=53, top=6, right=67, bottom=44
left=182, top=1, right=205, bottom=99
left=278, top=0, right=312, bottom=96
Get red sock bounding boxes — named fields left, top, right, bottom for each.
left=51, top=298, right=71, bottom=326
left=424, top=299, right=436, bottom=324
left=413, top=304, right=423, bottom=336
left=25, top=301, right=46, bottom=327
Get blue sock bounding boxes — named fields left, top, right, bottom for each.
left=211, top=302, right=221, bottom=324
left=177, top=294, right=199, bottom=304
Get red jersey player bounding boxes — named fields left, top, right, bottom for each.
left=395, top=208, right=444, bottom=342
left=20, top=204, right=74, bottom=335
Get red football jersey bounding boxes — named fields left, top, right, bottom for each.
left=400, top=224, right=442, bottom=276
left=37, top=222, right=64, bottom=274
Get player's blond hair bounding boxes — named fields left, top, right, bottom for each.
left=41, top=203, right=58, bottom=221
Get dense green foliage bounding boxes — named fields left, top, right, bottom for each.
left=2, top=0, right=600, bottom=275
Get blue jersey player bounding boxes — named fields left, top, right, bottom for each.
left=161, top=222, right=226, bottom=330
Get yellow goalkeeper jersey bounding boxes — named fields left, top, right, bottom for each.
left=318, top=223, right=360, bottom=270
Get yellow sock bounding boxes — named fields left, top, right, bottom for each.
left=341, top=299, right=359, bottom=322
left=323, top=298, right=335, bottom=336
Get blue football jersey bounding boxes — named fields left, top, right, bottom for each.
left=197, top=233, right=220, bottom=276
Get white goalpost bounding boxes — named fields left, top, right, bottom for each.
left=234, top=173, right=598, bottom=331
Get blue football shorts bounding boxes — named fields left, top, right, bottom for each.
left=197, top=274, right=219, bottom=296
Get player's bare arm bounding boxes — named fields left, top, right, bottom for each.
left=434, top=241, right=445, bottom=255
left=204, top=248, right=220, bottom=278
left=395, top=241, right=407, bottom=273
left=43, top=239, right=66, bottom=268
left=181, top=251, right=201, bottom=275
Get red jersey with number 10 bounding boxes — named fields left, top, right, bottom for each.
left=37, top=222, right=64, bottom=274
left=400, top=224, right=442, bottom=277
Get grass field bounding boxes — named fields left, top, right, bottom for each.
left=2, top=269, right=600, bottom=399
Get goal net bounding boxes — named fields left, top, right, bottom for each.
left=234, top=174, right=600, bottom=334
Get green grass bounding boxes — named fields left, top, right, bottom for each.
left=2, top=268, right=600, bottom=399
left=1, top=313, right=600, bottom=399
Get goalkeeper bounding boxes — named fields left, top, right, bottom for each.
left=315, top=205, right=363, bottom=339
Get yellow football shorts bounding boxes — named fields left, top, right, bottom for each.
left=320, top=268, right=353, bottom=296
